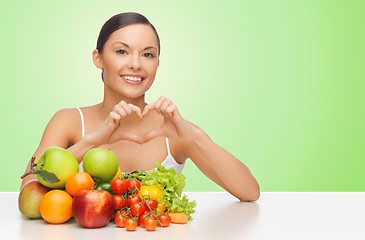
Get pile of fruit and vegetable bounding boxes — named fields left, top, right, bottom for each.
left=19, top=147, right=196, bottom=231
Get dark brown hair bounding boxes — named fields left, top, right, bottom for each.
left=96, top=12, right=160, bottom=56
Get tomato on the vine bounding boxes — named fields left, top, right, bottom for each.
left=127, top=194, right=142, bottom=207
left=124, top=218, right=138, bottom=231
left=111, top=178, right=128, bottom=194
left=112, top=195, right=126, bottom=211
left=114, top=212, right=127, bottom=228
left=139, top=212, right=149, bottom=227
left=144, top=198, right=157, bottom=212
left=127, top=178, right=141, bottom=194
left=157, top=214, right=171, bottom=227
left=144, top=217, right=157, bottom=231
left=130, top=202, right=145, bottom=217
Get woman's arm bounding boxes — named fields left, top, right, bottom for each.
left=20, top=108, right=80, bottom=190
left=68, top=101, right=144, bottom=162
left=184, top=128, right=260, bottom=202
left=20, top=102, right=143, bottom=190
left=143, top=96, right=260, bottom=202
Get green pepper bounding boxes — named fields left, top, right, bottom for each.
left=94, top=183, right=113, bottom=194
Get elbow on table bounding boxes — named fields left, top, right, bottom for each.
left=237, top=184, right=261, bottom=202
left=239, top=191, right=260, bottom=202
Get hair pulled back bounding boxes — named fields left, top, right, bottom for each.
left=96, top=12, right=160, bottom=56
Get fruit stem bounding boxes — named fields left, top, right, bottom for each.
left=125, top=207, right=138, bottom=222
left=20, top=157, right=40, bottom=179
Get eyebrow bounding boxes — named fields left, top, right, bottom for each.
left=112, top=41, right=157, bottom=51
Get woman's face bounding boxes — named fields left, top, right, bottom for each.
left=95, top=24, right=160, bottom=99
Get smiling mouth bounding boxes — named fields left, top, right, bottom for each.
left=121, top=75, right=144, bottom=82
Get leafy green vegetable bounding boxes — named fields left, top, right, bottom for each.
left=129, top=170, right=146, bottom=182
left=169, top=194, right=196, bottom=220
left=129, top=162, right=196, bottom=220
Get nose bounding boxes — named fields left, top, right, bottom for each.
left=128, top=54, right=142, bottom=71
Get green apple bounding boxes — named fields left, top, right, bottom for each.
left=36, top=147, right=79, bottom=189
left=83, top=148, right=118, bottom=183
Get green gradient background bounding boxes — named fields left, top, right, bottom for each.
left=1, top=1, right=364, bottom=192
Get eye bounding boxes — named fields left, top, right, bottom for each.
left=116, top=49, right=127, bottom=55
left=143, top=53, right=155, bottom=58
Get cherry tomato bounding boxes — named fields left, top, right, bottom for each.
left=124, top=218, right=138, bottom=231
left=157, top=214, right=171, bottom=227
left=127, top=178, right=141, bottom=193
left=130, top=202, right=145, bottom=217
left=127, top=194, right=142, bottom=207
left=139, top=212, right=149, bottom=227
left=114, top=212, right=128, bottom=228
left=111, top=178, right=128, bottom=194
left=144, top=217, right=157, bottom=231
left=144, top=198, right=157, bottom=212
left=113, top=195, right=126, bottom=211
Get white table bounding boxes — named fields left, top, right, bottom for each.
left=1, top=192, right=364, bottom=240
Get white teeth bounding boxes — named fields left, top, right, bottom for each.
left=121, top=76, right=143, bottom=82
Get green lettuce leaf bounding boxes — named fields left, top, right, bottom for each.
left=135, top=161, right=196, bottom=220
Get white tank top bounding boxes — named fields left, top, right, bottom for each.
left=75, top=107, right=185, bottom=174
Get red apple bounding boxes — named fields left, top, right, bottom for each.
left=72, top=189, right=114, bottom=228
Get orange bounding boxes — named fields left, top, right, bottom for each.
left=65, top=172, right=95, bottom=197
left=40, top=190, right=73, bottom=224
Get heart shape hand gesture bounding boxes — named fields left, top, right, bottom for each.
left=142, top=96, right=197, bottom=143
left=87, top=97, right=198, bottom=146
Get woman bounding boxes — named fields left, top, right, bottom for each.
left=21, top=12, right=260, bottom=202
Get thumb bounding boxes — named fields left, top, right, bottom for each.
left=101, top=112, right=120, bottom=136
left=108, top=112, right=121, bottom=126
left=122, top=132, right=144, bottom=144
left=143, top=129, right=164, bottom=143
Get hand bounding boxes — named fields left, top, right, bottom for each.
left=87, top=101, right=144, bottom=146
left=142, top=96, right=199, bottom=143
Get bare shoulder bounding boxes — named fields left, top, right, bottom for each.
left=48, top=107, right=83, bottom=145
left=51, top=107, right=81, bottom=127
left=53, top=107, right=80, bottom=119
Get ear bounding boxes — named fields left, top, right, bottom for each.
left=92, top=49, right=103, bottom=69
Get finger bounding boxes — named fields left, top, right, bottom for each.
left=119, top=101, right=132, bottom=115
left=114, top=105, right=127, bottom=118
left=104, top=112, right=121, bottom=139
left=160, top=98, right=172, bottom=118
left=165, top=104, right=175, bottom=118
left=128, top=104, right=143, bottom=118
left=153, top=96, right=166, bottom=114
left=109, top=111, right=121, bottom=124
left=142, top=102, right=155, bottom=116
left=166, top=104, right=182, bottom=120
left=166, top=104, right=176, bottom=114
left=143, top=128, right=164, bottom=143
